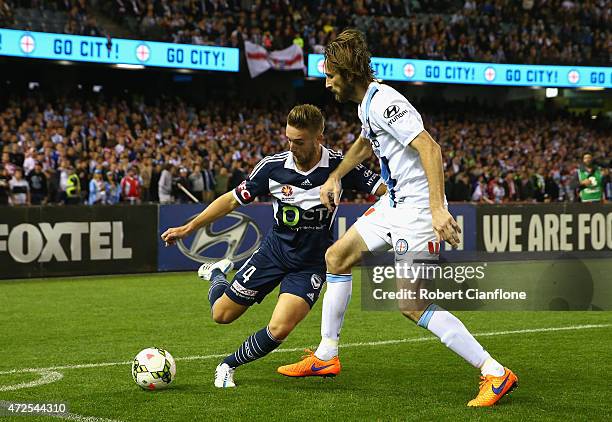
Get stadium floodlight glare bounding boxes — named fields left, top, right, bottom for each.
left=114, top=64, right=145, bottom=70
left=92, top=85, right=103, bottom=93
left=546, top=88, right=558, bottom=98
left=57, top=60, right=73, bottom=65
left=28, top=82, right=39, bottom=90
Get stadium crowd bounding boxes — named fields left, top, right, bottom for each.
left=0, top=92, right=609, bottom=207
left=107, top=0, right=611, bottom=65
left=5, top=0, right=104, bottom=36
left=3, top=0, right=610, bottom=65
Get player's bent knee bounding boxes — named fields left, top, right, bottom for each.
left=211, top=306, right=238, bottom=324
left=325, top=246, right=351, bottom=274
left=267, top=321, right=295, bottom=341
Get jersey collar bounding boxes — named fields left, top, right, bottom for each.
left=284, top=145, right=329, bottom=175
left=358, top=81, right=380, bottom=118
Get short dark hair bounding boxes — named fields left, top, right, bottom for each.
left=287, top=104, right=325, bottom=135
left=325, top=29, right=374, bottom=85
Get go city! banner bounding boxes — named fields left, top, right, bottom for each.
left=0, top=28, right=239, bottom=72
left=307, top=54, right=612, bottom=88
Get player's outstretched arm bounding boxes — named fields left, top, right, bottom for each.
left=160, top=191, right=241, bottom=246
left=321, top=135, right=372, bottom=211
left=410, top=130, right=461, bottom=247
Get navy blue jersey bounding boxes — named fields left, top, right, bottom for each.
left=233, top=146, right=382, bottom=267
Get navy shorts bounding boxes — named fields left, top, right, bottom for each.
left=225, top=246, right=325, bottom=308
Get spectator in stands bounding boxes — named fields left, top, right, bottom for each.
left=1, top=151, right=16, bottom=176
left=9, top=167, right=30, bottom=206
left=65, top=166, right=81, bottom=205
left=22, top=148, right=36, bottom=175
left=202, top=162, right=216, bottom=203
left=0, top=165, right=11, bottom=205
left=453, top=172, right=472, bottom=202
left=140, top=157, right=153, bottom=202
left=27, top=161, right=48, bottom=205
left=214, top=166, right=229, bottom=199
left=603, top=167, right=611, bottom=202
left=531, top=168, right=546, bottom=202
left=149, top=163, right=162, bottom=203
left=76, top=160, right=90, bottom=203
left=88, top=169, right=107, bottom=205
left=189, top=163, right=204, bottom=202
left=471, top=176, right=493, bottom=204
left=502, top=172, right=519, bottom=202
left=106, top=171, right=121, bottom=204
left=576, top=153, right=604, bottom=202
left=158, top=163, right=174, bottom=204
left=46, top=167, right=60, bottom=204
left=120, top=166, right=142, bottom=204
left=489, top=177, right=505, bottom=203
left=544, top=170, right=561, bottom=202
left=228, top=160, right=246, bottom=191
left=175, top=167, right=192, bottom=203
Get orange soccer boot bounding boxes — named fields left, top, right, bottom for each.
left=277, top=349, right=341, bottom=378
left=467, top=367, right=518, bottom=407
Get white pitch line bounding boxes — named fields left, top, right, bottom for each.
left=0, top=401, right=121, bottom=422
left=0, top=323, right=609, bottom=376
left=0, top=370, right=63, bottom=392
left=59, top=415, right=121, bottom=422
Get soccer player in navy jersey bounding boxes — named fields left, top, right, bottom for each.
left=161, top=104, right=385, bottom=387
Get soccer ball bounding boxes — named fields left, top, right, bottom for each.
left=131, top=347, right=176, bottom=390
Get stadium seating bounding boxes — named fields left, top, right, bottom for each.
left=0, top=92, right=608, bottom=206
left=6, top=1, right=103, bottom=36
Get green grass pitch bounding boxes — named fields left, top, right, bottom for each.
left=1, top=271, right=611, bottom=421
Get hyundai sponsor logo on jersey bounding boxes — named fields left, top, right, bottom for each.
left=308, top=54, right=612, bottom=88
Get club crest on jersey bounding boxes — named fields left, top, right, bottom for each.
left=395, top=239, right=408, bottom=255
left=428, top=241, right=440, bottom=255
left=281, top=185, right=293, bottom=197
left=311, top=274, right=323, bottom=289
left=236, top=181, right=251, bottom=201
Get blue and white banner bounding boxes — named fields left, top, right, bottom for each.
left=308, top=54, right=611, bottom=88
left=0, top=28, right=239, bottom=72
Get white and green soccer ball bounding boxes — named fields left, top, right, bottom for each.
left=132, top=347, right=176, bottom=390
